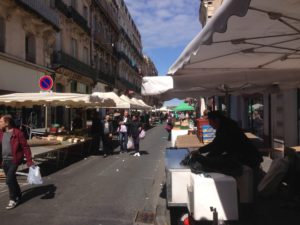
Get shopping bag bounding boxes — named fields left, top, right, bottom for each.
left=127, top=137, right=134, bottom=149
left=27, top=166, right=43, bottom=185
left=139, top=129, right=146, bottom=139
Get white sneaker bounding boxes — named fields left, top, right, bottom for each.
left=133, top=153, right=137, bottom=156
left=136, top=152, right=140, bottom=157
left=6, top=200, right=17, bottom=210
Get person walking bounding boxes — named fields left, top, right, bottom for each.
left=102, top=115, right=113, bottom=157
left=91, top=112, right=102, bottom=155
left=130, top=114, right=142, bottom=157
left=0, top=115, right=34, bottom=210
left=118, top=110, right=131, bottom=153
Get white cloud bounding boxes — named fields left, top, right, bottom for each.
left=124, top=0, right=201, bottom=49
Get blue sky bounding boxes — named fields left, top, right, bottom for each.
left=124, top=0, right=201, bottom=106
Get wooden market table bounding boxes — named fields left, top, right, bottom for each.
left=30, top=138, right=92, bottom=167
left=175, top=134, right=204, bottom=149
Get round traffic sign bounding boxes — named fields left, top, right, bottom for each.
left=39, top=75, right=53, bottom=91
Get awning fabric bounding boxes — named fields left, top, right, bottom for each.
left=92, top=92, right=130, bottom=109
left=174, top=102, right=194, bottom=112
left=142, top=0, right=300, bottom=100
left=0, top=92, right=115, bottom=108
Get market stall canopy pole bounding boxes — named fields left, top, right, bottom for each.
left=142, top=0, right=300, bottom=100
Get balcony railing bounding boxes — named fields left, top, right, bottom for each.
left=93, top=31, right=113, bottom=53
left=16, top=0, right=59, bottom=30
left=69, top=6, right=90, bottom=34
left=98, top=71, right=115, bottom=86
left=52, top=0, right=70, bottom=18
left=117, top=77, right=141, bottom=93
left=95, top=0, right=118, bottom=27
left=53, top=51, right=97, bottom=80
left=118, top=51, right=139, bottom=73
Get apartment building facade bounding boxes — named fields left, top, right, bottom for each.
left=0, top=0, right=157, bottom=99
left=0, top=0, right=58, bottom=94
left=199, top=0, right=223, bottom=27
left=115, top=0, right=143, bottom=95
left=91, top=0, right=119, bottom=92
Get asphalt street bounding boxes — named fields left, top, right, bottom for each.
left=0, top=125, right=168, bottom=225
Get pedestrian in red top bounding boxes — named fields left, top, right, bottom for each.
left=0, top=114, right=34, bottom=210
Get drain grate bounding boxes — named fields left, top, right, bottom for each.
left=135, top=211, right=156, bottom=224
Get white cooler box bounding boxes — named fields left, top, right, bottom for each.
left=187, top=173, right=238, bottom=221
left=165, top=148, right=191, bottom=206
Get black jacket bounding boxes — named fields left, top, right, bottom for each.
left=101, top=120, right=113, bottom=135
left=199, top=117, right=263, bottom=169
left=130, top=120, right=142, bottom=137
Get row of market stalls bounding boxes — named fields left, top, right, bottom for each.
left=143, top=0, right=300, bottom=223
left=0, top=91, right=153, bottom=167
left=142, top=0, right=300, bottom=148
left=0, top=92, right=152, bottom=110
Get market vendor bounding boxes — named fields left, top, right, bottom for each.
left=193, top=111, right=263, bottom=173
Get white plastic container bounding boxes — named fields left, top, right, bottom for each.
left=187, top=173, right=238, bottom=221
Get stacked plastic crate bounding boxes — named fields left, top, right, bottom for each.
left=202, top=124, right=215, bottom=144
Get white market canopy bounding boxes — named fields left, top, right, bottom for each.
left=142, top=0, right=300, bottom=100
left=120, top=95, right=143, bottom=109
left=0, top=92, right=115, bottom=108
left=92, top=92, right=130, bottom=109
left=132, top=98, right=152, bottom=110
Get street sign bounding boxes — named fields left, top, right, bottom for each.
left=39, top=75, right=53, bottom=91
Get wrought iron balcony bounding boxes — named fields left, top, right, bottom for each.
left=16, top=0, right=59, bottom=30
left=118, top=51, right=139, bottom=73
left=52, top=0, right=70, bottom=18
left=98, top=71, right=115, bottom=86
left=53, top=51, right=97, bottom=80
left=117, top=77, right=141, bottom=93
left=69, top=6, right=90, bottom=34
left=95, top=0, right=118, bottom=28
left=93, top=31, right=113, bottom=53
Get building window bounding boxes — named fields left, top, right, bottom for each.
left=71, top=38, right=78, bottom=58
left=0, top=17, right=5, bottom=52
left=83, top=6, right=88, bottom=20
left=83, top=47, right=89, bottom=64
left=70, top=80, right=77, bottom=93
left=25, top=34, right=36, bottom=63
left=71, top=0, right=77, bottom=9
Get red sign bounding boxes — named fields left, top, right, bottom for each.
left=39, top=75, right=53, bottom=91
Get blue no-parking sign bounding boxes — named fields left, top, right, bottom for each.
left=39, top=75, right=53, bottom=91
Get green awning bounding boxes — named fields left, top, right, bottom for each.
left=174, top=102, right=194, bottom=112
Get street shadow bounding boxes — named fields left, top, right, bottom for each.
left=140, top=150, right=149, bottom=155
left=18, top=184, right=57, bottom=206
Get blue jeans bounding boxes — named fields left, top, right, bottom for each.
left=119, top=132, right=128, bottom=152
left=2, top=159, right=21, bottom=201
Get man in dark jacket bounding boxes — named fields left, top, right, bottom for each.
left=194, top=111, right=263, bottom=173
left=130, top=114, right=142, bottom=157
left=0, top=115, right=34, bottom=210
